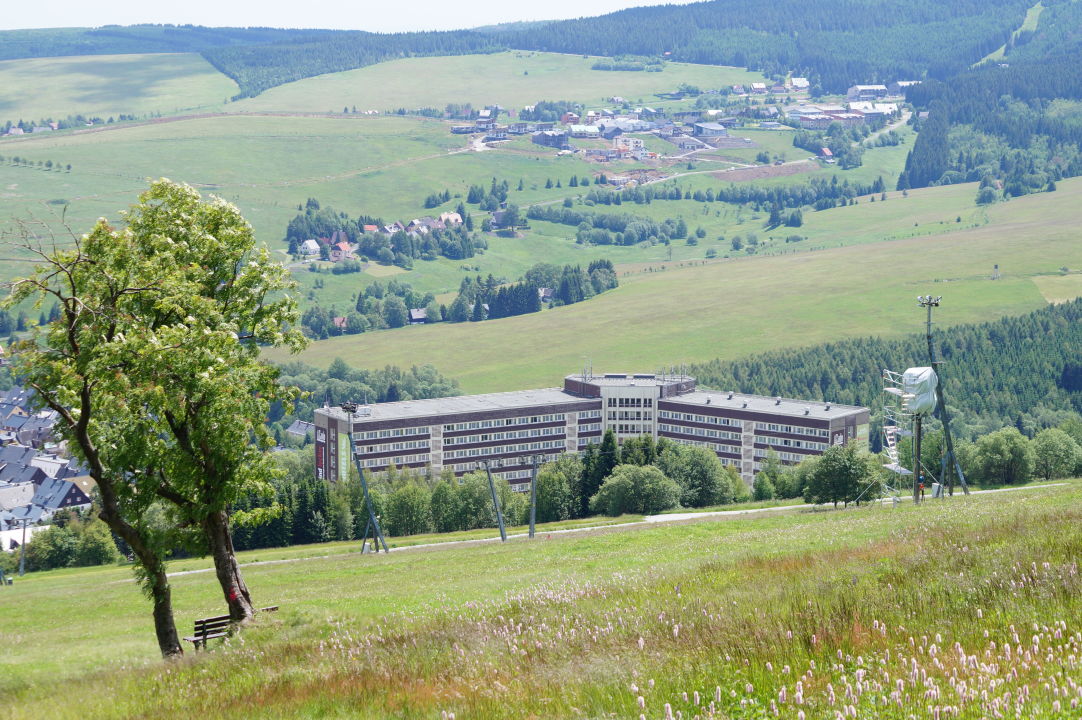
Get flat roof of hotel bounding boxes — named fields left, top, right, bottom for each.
left=667, top=390, right=865, bottom=420
left=320, top=387, right=591, bottom=423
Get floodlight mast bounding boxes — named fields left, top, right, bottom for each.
left=917, top=296, right=969, bottom=496
left=342, top=402, right=389, bottom=553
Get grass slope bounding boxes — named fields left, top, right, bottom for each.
left=232, top=51, right=765, bottom=114
left=266, top=179, right=1082, bottom=392
left=0, top=483, right=1077, bottom=718
left=0, top=53, right=238, bottom=123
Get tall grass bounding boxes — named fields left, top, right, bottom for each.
left=3, top=484, right=1079, bottom=718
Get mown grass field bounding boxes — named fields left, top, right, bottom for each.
left=0, top=53, right=237, bottom=123
left=233, top=51, right=766, bottom=114
left=1, top=483, right=1077, bottom=718
left=267, top=177, right=1082, bottom=392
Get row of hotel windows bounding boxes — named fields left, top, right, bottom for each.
left=444, top=439, right=565, bottom=460
left=615, top=423, right=651, bottom=435
left=754, top=422, right=830, bottom=438
left=658, top=410, right=742, bottom=428
left=578, top=422, right=603, bottom=434
left=447, top=453, right=561, bottom=475
left=606, top=397, right=654, bottom=408
left=760, top=437, right=828, bottom=451
left=659, top=423, right=742, bottom=442
left=361, top=453, right=430, bottom=468
left=443, top=414, right=566, bottom=432
left=442, top=426, right=564, bottom=446
left=754, top=450, right=809, bottom=463
left=609, top=411, right=653, bottom=421
left=362, top=439, right=429, bottom=454
left=578, top=410, right=603, bottom=420
left=354, top=426, right=428, bottom=441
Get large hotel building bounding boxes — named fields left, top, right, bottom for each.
left=314, top=372, right=870, bottom=489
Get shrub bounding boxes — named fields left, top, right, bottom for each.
left=589, top=464, right=681, bottom=516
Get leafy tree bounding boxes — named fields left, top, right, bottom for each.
left=382, top=295, right=409, bottom=328
left=589, top=464, right=681, bottom=516
left=6, top=180, right=305, bottom=647
left=752, top=473, right=776, bottom=501
left=656, top=443, right=732, bottom=507
left=385, top=483, right=433, bottom=536
left=966, top=427, right=1033, bottom=486
left=1031, top=428, right=1080, bottom=481
left=535, top=455, right=581, bottom=522
left=803, top=442, right=880, bottom=507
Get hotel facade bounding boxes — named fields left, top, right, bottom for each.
left=314, top=373, right=870, bottom=489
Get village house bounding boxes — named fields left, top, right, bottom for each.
left=790, top=77, right=810, bottom=91
left=408, top=308, right=427, bottom=325
left=300, top=239, right=321, bottom=255
left=750, top=82, right=768, bottom=94
left=329, top=241, right=355, bottom=262
left=560, top=111, right=580, bottom=124
left=438, top=212, right=463, bottom=226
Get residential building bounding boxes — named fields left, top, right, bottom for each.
left=532, top=130, right=570, bottom=149
left=568, top=124, right=600, bottom=138
left=888, top=80, right=921, bottom=95
left=790, top=77, right=810, bottom=91
left=692, top=122, right=730, bottom=138
left=846, top=84, right=889, bottom=101
left=315, top=372, right=869, bottom=490
left=300, top=239, right=321, bottom=255
left=408, top=308, right=427, bottom=325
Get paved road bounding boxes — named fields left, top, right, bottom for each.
left=158, top=482, right=1064, bottom=579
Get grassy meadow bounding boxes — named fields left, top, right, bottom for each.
left=0, top=53, right=237, bottom=123
left=233, top=51, right=766, bottom=114
left=266, top=177, right=1082, bottom=392
left=1, top=482, right=1078, bottom=718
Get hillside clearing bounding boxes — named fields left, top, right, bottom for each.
left=0, top=53, right=237, bottom=122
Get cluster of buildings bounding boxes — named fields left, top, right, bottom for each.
left=315, top=372, right=869, bottom=491
left=730, top=77, right=809, bottom=96
left=298, top=212, right=465, bottom=259
left=786, top=100, right=901, bottom=130
left=0, top=387, right=95, bottom=551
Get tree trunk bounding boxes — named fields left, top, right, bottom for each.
left=204, top=509, right=255, bottom=623
left=97, top=497, right=183, bottom=658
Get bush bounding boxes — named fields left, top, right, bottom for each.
left=656, top=444, right=732, bottom=507
left=589, top=464, right=681, bottom=516
left=384, top=483, right=432, bottom=536
left=965, top=427, right=1033, bottom=486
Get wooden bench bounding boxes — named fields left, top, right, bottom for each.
left=184, top=605, right=279, bottom=650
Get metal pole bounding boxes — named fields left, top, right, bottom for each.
left=18, top=519, right=27, bottom=576
left=913, top=415, right=922, bottom=505
left=484, top=463, right=507, bottom=542
left=922, top=297, right=969, bottom=496
left=355, top=462, right=389, bottom=552
left=528, top=456, right=538, bottom=539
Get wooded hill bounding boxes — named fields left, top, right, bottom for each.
left=0, top=0, right=1035, bottom=97
left=690, top=298, right=1082, bottom=444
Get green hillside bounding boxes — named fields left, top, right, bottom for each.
left=0, top=53, right=237, bottom=123
left=264, top=178, right=1082, bottom=392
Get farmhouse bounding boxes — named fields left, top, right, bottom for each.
left=300, top=239, right=321, bottom=255
left=750, top=82, right=767, bottom=94
left=790, top=77, right=809, bottom=90
left=329, top=241, right=355, bottom=262
left=408, top=308, right=427, bottom=325
left=315, top=372, right=869, bottom=490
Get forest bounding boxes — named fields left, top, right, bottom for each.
left=900, top=56, right=1082, bottom=196
left=690, top=298, right=1082, bottom=444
